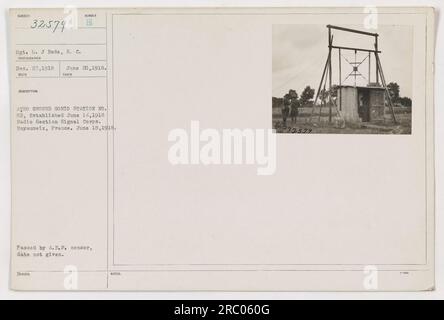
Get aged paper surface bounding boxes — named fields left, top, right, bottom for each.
left=9, top=7, right=435, bottom=291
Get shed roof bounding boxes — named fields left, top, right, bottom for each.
left=337, top=85, right=385, bottom=90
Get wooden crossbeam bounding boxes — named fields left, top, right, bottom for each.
left=327, top=24, right=379, bottom=37
left=330, top=45, right=380, bottom=54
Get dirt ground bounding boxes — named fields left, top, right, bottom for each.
left=272, top=111, right=412, bottom=134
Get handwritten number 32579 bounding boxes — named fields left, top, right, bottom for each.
left=30, top=20, right=66, bottom=33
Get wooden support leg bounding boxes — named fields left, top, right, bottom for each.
left=375, top=53, right=398, bottom=124
left=311, top=55, right=330, bottom=121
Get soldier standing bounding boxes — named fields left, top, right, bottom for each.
left=290, top=98, right=299, bottom=123
left=282, top=94, right=290, bottom=127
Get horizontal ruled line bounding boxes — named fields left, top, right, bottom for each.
left=16, top=43, right=106, bottom=46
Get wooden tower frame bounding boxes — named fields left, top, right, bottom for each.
left=310, top=25, right=398, bottom=124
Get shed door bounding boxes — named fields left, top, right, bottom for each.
left=358, top=89, right=370, bottom=122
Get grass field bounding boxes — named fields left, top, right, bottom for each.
left=272, top=106, right=412, bottom=134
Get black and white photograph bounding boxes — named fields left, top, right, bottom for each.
left=272, top=24, right=413, bottom=134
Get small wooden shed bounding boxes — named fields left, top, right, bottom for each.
left=338, top=85, right=386, bottom=123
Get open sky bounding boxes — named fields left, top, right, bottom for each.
left=272, top=24, right=413, bottom=99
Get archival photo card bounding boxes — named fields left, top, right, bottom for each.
left=9, top=7, right=434, bottom=291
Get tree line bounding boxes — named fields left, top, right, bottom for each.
left=386, top=82, right=412, bottom=107
left=273, top=82, right=412, bottom=108
left=272, top=86, right=315, bottom=108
